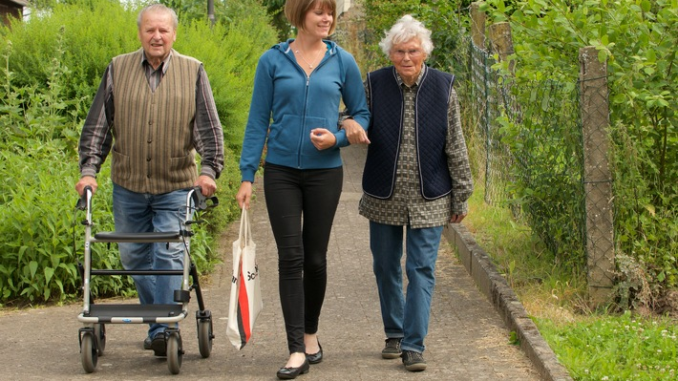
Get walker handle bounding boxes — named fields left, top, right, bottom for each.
left=191, top=186, right=219, bottom=211
left=75, top=186, right=92, bottom=211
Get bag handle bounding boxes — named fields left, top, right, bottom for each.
left=239, top=208, right=252, bottom=249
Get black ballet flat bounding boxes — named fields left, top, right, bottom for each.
left=276, top=358, right=310, bottom=380
left=305, top=341, right=323, bottom=364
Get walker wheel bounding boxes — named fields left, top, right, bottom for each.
left=167, top=332, right=183, bottom=374
left=80, top=331, right=98, bottom=373
left=197, top=316, right=213, bottom=358
left=94, top=323, right=106, bottom=355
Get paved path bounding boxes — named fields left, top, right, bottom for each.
left=0, top=144, right=543, bottom=380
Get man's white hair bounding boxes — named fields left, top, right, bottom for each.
left=137, top=3, right=179, bottom=30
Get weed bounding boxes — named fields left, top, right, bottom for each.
left=508, top=330, right=520, bottom=346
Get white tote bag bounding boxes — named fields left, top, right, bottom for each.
left=226, top=208, right=263, bottom=350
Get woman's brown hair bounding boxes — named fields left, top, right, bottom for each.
left=284, top=0, right=337, bottom=35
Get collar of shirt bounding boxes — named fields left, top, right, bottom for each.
left=395, top=64, right=427, bottom=88
left=140, top=49, right=173, bottom=75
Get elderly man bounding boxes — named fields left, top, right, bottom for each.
left=343, top=15, right=473, bottom=372
left=75, top=3, right=224, bottom=357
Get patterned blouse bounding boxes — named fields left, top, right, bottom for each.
left=359, top=65, right=474, bottom=229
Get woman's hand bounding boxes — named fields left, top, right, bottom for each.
left=310, top=128, right=337, bottom=150
left=236, top=181, right=253, bottom=209
left=450, top=213, right=467, bottom=224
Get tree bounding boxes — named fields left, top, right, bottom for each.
left=263, top=0, right=290, bottom=41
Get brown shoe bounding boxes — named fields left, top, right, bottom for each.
left=401, top=350, right=427, bottom=372
left=382, top=338, right=402, bottom=359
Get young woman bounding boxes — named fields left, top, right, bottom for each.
left=236, top=0, right=370, bottom=379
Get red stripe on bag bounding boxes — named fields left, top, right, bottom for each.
left=237, top=261, right=251, bottom=346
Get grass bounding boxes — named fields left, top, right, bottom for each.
left=536, top=312, right=677, bottom=381
left=461, top=185, right=678, bottom=381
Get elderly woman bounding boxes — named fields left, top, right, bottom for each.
left=343, top=15, right=473, bottom=372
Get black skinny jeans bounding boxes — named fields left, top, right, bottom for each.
left=263, top=163, right=343, bottom=354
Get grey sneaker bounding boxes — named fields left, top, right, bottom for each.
left=382, top=338, right=402, bottom=359
left=401, top=350, right=427, bottom=372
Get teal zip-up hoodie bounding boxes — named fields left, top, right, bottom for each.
left=239, top=39, right=370, bottom=182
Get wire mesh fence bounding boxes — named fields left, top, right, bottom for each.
left=452, top=23, right=615, bottom=302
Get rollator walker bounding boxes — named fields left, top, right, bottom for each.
left=75, top=186, right=218, bottom=374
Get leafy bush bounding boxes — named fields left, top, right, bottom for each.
left=1, top=1, right=140, bottom=121
left=479, top=0, right=678, bottom=300
left=0, top=147, right=78, bottom=302
left=495, top=81, right=587, bottom=270
left=177, top=15, right=277, bottom=152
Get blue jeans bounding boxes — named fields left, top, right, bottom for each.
left=113, top=183, right=190, bottom=339
left=369, top=221, right=444, bottom=354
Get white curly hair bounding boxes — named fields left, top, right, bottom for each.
left=378, top=15, right=434, bottom=58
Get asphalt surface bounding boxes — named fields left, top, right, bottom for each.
left=0, top=144, right=556, bottom=381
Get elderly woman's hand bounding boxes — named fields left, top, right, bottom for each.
left=450, top=213, right=467, bottom=224
left=341, top=118, right=370, bottom=145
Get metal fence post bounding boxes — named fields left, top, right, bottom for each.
left=578, top=46, right=615, bottom=306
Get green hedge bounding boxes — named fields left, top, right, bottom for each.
left=481, top=0, right=678, bottom=300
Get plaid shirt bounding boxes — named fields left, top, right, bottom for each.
left=359, top=65, right=473, bottom=228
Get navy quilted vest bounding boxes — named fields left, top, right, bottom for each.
left=363, top=66, right=455, bottom=200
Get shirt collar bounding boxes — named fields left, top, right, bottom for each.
left=141, top=50, right=173, bottom=74
left=395, top=64, right=427, bottom=88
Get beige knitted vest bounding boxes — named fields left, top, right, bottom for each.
left=111, top=49, right=200, bottom=194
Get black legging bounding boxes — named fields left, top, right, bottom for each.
left=263, top=163, right=343, bottom=354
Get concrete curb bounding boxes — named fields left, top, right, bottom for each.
left=443, top=223, right=574, bottom=381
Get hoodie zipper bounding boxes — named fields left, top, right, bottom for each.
left=283, top=43, right=332, bottom=168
